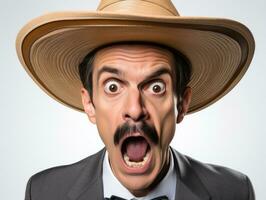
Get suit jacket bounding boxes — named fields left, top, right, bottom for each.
left=25, top=148, right=255, bottom=200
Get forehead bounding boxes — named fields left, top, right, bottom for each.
left=93, top=44, right=175, bottom=72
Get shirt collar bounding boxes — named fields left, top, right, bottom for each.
left=102, top=149, right=176, bottom=200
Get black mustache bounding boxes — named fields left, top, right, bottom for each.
left=113, top=121, right=159, bottom=145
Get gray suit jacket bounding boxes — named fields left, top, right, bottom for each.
left=25, top=148, right=255, bottom=200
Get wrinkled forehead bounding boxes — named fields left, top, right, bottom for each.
left=93, top=43, right=175, bottom=71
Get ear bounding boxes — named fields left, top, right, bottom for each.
left=177, top=87, right=192, bottom=124
left=81, top=88, right=96, bottom=124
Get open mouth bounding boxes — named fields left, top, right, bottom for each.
left=121, top=135, right=151, bottom=168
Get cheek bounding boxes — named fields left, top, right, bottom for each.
left=161, top=108, right=176, bottom=146
left=146, top=95, right=177, bottom=145
left=93, top=94, right=124, bottom=147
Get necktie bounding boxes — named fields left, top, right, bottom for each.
left=104, top=195, right=169, bottom=200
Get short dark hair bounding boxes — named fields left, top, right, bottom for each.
left=79, top=42, right=191, bottom=105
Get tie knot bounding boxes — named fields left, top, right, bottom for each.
left=105, top=195, right=169, bottom=200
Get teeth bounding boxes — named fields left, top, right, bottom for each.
left=123, top=152, right=150, bottom=168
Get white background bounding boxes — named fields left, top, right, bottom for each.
left=1, top=0, right=265, bottom=199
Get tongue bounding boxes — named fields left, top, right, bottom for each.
left=126, top=137, right=148, bottom=162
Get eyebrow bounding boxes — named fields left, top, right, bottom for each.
left=143, top=67, right=172, bottom=81
left=96, top=66, right=122, bottom=81
left=96, top=65, right=172, bottom=85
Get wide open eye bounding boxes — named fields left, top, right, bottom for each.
left=104, top=80, right=122, bottom=94
left=147, top=81, right=166, bottom=95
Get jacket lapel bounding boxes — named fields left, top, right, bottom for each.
left=172, top=149, right=211, bottom=200
left=67, top=148, right=106, bottom=200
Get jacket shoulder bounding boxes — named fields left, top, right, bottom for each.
left=179, top=152, right=255, bottom=199
left=25, top=149, right=105, bottom=200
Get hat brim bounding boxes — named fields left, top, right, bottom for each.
left=16, top=11, right=255, bottom=114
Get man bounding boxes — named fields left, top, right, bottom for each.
left=16, top=0, right=255, bottom=199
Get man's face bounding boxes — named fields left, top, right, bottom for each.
left=81, top=44, right=190, bottom=196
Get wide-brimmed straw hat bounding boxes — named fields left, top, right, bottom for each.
left=16, top=0, right=255, bottom=114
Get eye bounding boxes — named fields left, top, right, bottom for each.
left=147, top=81, right=166, bottom=95
left=104, top=80, right=122, bottom=94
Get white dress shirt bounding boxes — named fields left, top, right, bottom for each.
left=102, top=150, right=177, bottom=200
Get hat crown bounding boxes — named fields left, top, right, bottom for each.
left=97, top=0, right=180, bottom=16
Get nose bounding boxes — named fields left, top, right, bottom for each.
left=123, top=89, right=148, bottom=122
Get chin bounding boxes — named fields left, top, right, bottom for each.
left=118, top=171, right=159, bottom=197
